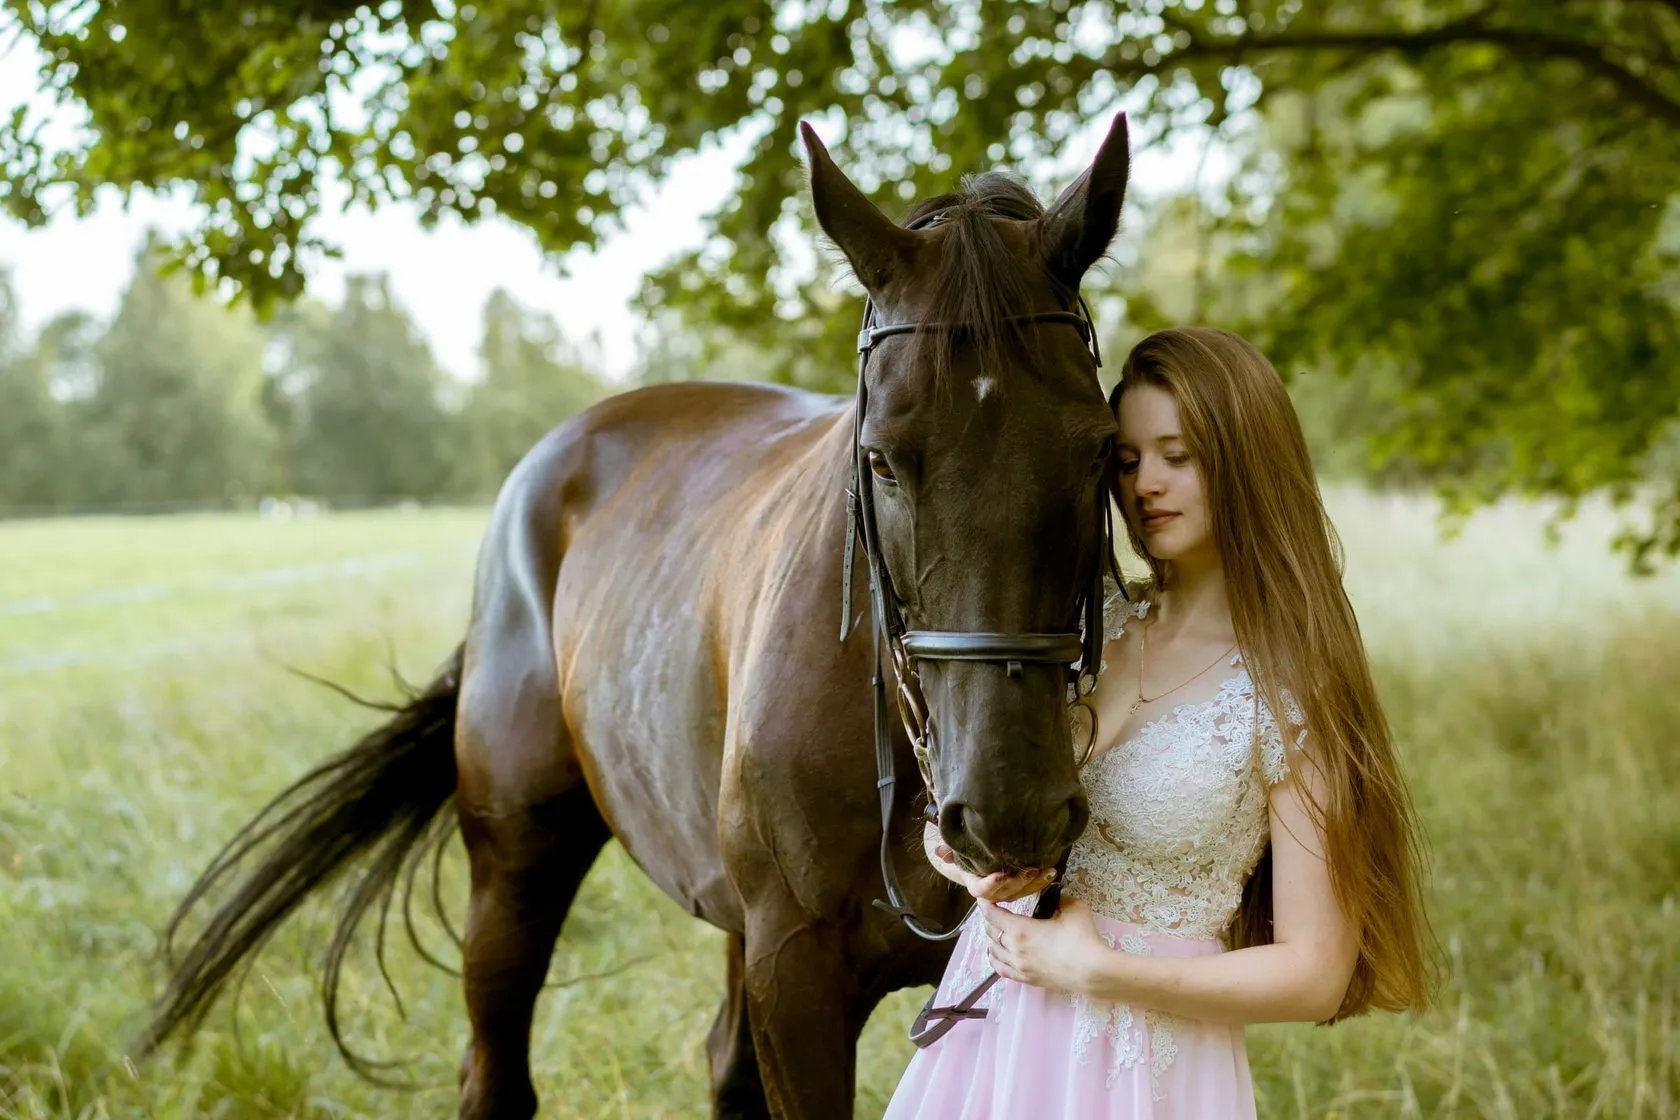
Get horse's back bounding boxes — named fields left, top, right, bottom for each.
left=480, top=380, right=848, bottom=930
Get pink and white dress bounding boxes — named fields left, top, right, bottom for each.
left=884, top=585, right=1302, bottom=1120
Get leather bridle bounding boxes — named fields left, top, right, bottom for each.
left=840, top=266, right=1121, bottom=980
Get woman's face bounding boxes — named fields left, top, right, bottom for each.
left=1114, top=384, right=1216, bottom=566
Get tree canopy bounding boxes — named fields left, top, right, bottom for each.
left=4, top=0, right=1678, bottom=556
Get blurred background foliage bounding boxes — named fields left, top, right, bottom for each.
left=0, top=252, right=606, bottom=512
left=2, top=0, right=1678, bottom=559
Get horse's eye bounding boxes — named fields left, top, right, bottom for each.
left=867, top=450, right=897, bottom=483
left=1093, top=436, right=1116, bottom=466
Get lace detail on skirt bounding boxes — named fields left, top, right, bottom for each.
left=1067, top=925, right=1184, bottom=1096
left=1069, top=928, right=1145, bottom=1089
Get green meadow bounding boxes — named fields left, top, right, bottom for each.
left=1, top=494, right=1675, bottom=1118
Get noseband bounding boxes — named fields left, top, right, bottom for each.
left=841, top=284, right=1119, bottom=950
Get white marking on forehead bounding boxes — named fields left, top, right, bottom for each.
left=974, top=376, right=997, bottom=402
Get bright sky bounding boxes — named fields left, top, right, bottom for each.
left=0, top=32, right=1217, bottom=385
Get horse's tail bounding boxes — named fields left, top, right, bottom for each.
left=134, top=644, right=464, bottom=1081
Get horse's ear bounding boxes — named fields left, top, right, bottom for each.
left=1039, top=113, right=1130, bottom=287
left=801, top=122, right=919, bottom=295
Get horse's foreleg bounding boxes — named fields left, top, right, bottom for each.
left=742, top=901, right=862, bottom=1120
left=709, top=932, right=771, bottom=1119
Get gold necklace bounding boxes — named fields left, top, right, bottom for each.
left=1131, top=621, right=1238, bottom=715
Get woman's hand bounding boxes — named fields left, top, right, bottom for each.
left=967, top=867, right=1060, bottom=903
left=981, top=895, right=1109, bottom=996
left=923, top=823, right=1058, bottom=902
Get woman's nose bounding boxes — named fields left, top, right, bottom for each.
left=1134, top=457, right=1167, bottom=495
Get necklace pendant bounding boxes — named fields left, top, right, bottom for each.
left=1129, top=696, right=1142, bottom=715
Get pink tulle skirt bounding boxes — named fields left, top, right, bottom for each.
left=883, top=909, right=1256, bottom=1119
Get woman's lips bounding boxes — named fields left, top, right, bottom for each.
left=1140, top=511, right=1179, bottom=531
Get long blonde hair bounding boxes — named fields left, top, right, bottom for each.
left=1110, top=326, right=1435, bottom=1020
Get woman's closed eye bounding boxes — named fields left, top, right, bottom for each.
left=1119, top=452, right=1192, bottom=472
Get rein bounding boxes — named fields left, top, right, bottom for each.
left=838, top=267, right=1119, bottom=1045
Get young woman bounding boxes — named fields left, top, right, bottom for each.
left=885, top=327, right=1435, bottom=1118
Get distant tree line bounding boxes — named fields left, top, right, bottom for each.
left=0, top=236, right=607, bottom=515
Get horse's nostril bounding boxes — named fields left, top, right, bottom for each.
left=940, top=801, right=969, bottom=837
left=1065, top=794, right=1090, bottom=845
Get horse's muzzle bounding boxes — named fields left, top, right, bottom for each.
left=938, top=787, right=1088, bottom=875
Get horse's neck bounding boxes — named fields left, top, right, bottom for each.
left=779, top=405, right=857, bottom=566
left=722, top=405, right=857, bottom=627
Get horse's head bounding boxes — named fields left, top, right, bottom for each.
left=803, top=116, right=1129, bottom=876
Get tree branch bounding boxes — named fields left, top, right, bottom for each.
left=1103, top=14, right=1680, bottom=125
left=1635, top=0, right=1680, bottom=69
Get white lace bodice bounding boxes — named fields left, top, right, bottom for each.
left=1065, top=577, right=1302, bottom=941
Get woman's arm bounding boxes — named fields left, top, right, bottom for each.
left=983, top=757, right=1360, bottom=1025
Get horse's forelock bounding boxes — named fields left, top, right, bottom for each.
left=901, top=172, right=1057, bottom=389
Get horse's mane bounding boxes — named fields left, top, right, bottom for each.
left=900, top=171, right=1054, bottom=387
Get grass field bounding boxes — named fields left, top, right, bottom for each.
left=1, top=494, right=1677, bottom=1118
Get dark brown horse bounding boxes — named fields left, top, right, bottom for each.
left=138, top=115, right=1131, bottom=1118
